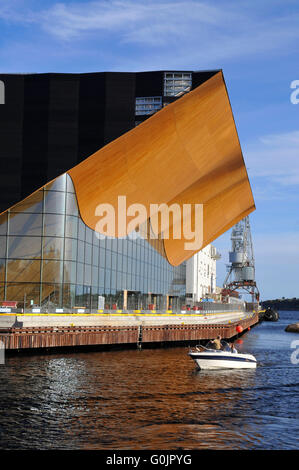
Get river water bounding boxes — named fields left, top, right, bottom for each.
left=0, top=311, right=298, bottom=450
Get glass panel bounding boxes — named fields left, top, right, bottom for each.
left=10, top=190, right=43, bottom=214
left=64, top=238, right=78, bottom=261
left=65, top=216, right=78, bottom=238
left=9, top=212, right=43, bottom=236
left=105, top=269, right=111, bottom=290
left=44, top=214, right=65, bottom=237
left=7, top=259, right=41, bottom=283
left=116, top=254, right=122, bottom=273
left=93, top=230, right=100, bottom=245
left=78, top=220, right=85, bottom=241
left=6, top=283, right=40, bottom=305
left=77, top=240, right=84, bottom=263
left=0, top=213, right=7, bottom=235
left=111, top=238, right=117, bottom=252
left=8, top=236, right=41, bottom=259
left=85, top=244, right=92, bottom=265
left=44, top=190, right=66, bottom=214
left=41, top=284, right=62, bottom=308
left=62, top=283, right=76, bottom=308
left=92, top=245, right=99, bottom=265
left=44, top=174, right=67, bottom=192
left=74, top=284, right=84, bottom=306
left=76, top=263, right=84, bottom=285
left=0, top=258, right=5, bottom=282
left=43, top=236, right=64, bottom=260
left=99, top=248, right=105, bottom=267
left=0, top=236, right=6, bottom=258
left=105, top=250, right=111, bottom=269
left=111, top=270, right=116, bottom=289
left=92, top=265, right=98, bottom=286
left=42, top=259, right=63, bottom=283
left=66, top=192, right=79, bottom=216
left=84, top=264, right=91, bottom=285
left=111, top=252, right=117, bottom=271
left=0, top=283, right=4, bottom=301
left=85, top=227, right=92, bottom=244
left=63, top=261, right=77, bottom=284
left=66, top=174, right=75, bottom=193
left=99, top=268, right=105, bottom=288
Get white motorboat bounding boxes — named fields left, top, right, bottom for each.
left=188, top=342, right=257, bottom=370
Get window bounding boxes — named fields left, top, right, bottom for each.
left=164, top=72, right=192, bottom=97
left=135, top=97, right=162, bottom=116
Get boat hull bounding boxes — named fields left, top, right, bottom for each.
left=189, top=351, right=257, bottom=370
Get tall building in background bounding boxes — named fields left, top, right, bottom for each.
left=0, top=70, right=242, bottom=311
left=186, top=245, right=221, bottom=303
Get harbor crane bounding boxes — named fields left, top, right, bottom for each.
left=223, top=216, right=260, bottom=304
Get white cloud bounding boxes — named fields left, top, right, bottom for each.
left=1, top=1, right=299, bottom=68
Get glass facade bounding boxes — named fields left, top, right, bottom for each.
left=164, top=72, right=192, bottom=97
left=135, top=97, right=162, bottom=115
left=0, top=174, right=186, bottom=311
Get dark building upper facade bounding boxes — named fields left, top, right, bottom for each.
left=0, top=70, right=219, bottom=213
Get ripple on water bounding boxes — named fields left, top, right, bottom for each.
left=0, top=312, right=299, bottom=449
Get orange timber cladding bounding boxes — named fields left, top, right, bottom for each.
left=0, top=314, right=259, bottom=350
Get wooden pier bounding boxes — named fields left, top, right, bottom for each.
left=0, top=313, right=259, bottom=352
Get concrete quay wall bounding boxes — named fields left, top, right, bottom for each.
left=0, top=311, right=252, bottom=328
left=0, top=313, right=259, bottom=351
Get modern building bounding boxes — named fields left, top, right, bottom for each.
left=186, top=245, right=221, bottom=303
left=0, top=70, right=255, bottom=311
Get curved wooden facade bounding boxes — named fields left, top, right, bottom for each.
left=0, top=71, right=254, bottom=268
left=68, top=71, right=255, bottom=265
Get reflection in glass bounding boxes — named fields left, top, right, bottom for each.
left=0, top=259, right=5, bottom=282
left=64, top=238, right=78, bottom=261
left=42, top=259, right=63, bottom=284
left=84, top=264, right=91, bottom=285
left=0, top=237, right=6, bottom=258
left=78, top=220, right=85, bottom=241
left=0, top=213, right=7, bottom=235
left=6, top=282, right=41, bottom=305
left=7, top=259, right=41, bottom=283
left=45, top=173, right=67, bottom=192
left=43, top=237, right=64, bottom=260
left=41, top=283, right=63, bottom=308
left=92, top=265, right=98, bottom=286
left=9, top=212, right=43, bottom=237
left=8, top=236, right=41, bottom=259
left=0, top=283, right=4, bottom=301
left=76, top=263, right=84, bottom=285
left=85, top=244, right=92, bottom=265
left=65, top=216, right=78, bottom=238
left=64, top=261, right=77, bottom=284
left=44, top=214, right=65, bottom=237
left=44, top=190, right=66, bottom=214
left=66, top=192, right=79, bottom=216
left=66, top=174, right=75, bottom=193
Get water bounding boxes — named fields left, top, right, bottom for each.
left=0, top=311, right=298, bottom=450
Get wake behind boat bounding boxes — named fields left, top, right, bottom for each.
left=189, top=341, right=257, bottom=370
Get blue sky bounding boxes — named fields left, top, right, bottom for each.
left=0, top=0, right=298, bottom=299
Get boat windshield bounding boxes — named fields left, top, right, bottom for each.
left=205, top=340, right=237, bottom=353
